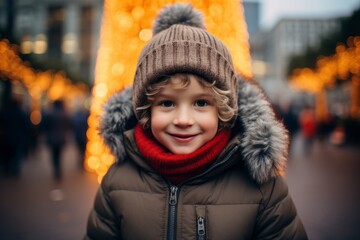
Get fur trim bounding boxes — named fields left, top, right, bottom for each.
left=99, top=78, right=289, bottom=184
left=100, top=87, right=136, bottom=159
left=153, top=3, right=205, bottom=35
left=236, top=77, right=288, bottom=184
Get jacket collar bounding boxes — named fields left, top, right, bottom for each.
left=99, top=76, right=289, bottom=184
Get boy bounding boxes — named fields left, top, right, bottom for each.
left=85, top=3, right=308, bottom=239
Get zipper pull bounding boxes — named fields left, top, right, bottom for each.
left=197, top=217, right=205, bottom=239
left=169, top=186, right=178, bottom=205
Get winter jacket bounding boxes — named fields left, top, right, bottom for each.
left=85, top=77, right=308, bottom=240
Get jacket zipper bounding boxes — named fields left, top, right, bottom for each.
left=197, top=217, right=206, bottom=240
left=166, top=146, right=238, bottom=240
left=167, top=185, right=178, bottom=240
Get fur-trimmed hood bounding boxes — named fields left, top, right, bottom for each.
left=100, top=76, right=289, bottom=184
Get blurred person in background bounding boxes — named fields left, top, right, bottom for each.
left=71, top=104, right=89, bottom=170
left=276, top=101, right=299, bottom=154
left=42, top=99, right=70, bottom=182
left=317, top=112, right=334, bottom=144
left=299, top=106, right=317, bottom=154
left=0, top=95, right=30, bottom=177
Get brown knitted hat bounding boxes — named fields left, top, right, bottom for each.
left=133, top=3, right=238, bottom=118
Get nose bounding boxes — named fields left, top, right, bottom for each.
left=173, top=106, right=194, bottom=127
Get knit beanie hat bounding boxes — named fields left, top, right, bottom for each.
left=133, top=3, right=238, bottom=119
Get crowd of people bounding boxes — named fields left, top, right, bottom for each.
left=0, top=84, right=89, bottom=181
left=275, top=101, right=360, bottom=154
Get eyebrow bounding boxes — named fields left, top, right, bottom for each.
left=156, top=93, right=213, bottom=99
left=155, top=93, right=175, bottom=99
left=194, top=93, right=214, bottom=98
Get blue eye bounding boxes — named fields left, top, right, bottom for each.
left=160, top=100, right=174, bottom=107
left=195, top=100, right=208, bottom=107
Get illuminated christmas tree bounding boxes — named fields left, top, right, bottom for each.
left=85, top=0, right=252, bottom=182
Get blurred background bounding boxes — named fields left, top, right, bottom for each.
left=0, top=0, right=359, bottom=239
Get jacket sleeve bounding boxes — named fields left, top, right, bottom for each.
left=84, top=167, right=121, bottom=240
left=255, top=176, right=308, bottom=240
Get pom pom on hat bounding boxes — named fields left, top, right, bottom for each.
left=153, top=3, right=205, bottom=35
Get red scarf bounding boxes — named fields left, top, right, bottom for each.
left=134, top=124, right=231, bottom=185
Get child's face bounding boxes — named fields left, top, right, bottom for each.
left=150, top=75, right=219, bottom=154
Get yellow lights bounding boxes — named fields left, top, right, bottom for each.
left=117, top=13, right=134, bottom=30
left=36, top=71, right=53, bottom=92
left=290, top=36, right=360, bottom=94
left=48, top=76, right=68, bottom=100
left=33, top=34, right=47, bottom=54
left=209, top=3, right=223, bottom=17
left=93, top=82, right=108, bottom=98
left=139, top=29, right=152, bottom=42
left=0, top=38, right=89, bottom=123
left=62, top=33, right=77, bottom=54
left=290, top=68, right=322, bottom=93
left=85, top=0, right=252, bottom=183
left=19, top=34, right=48, bottom=54
left=88, top=141, right=103, bottom=155
left=290, top=36, right=360, bottom=120
left=20, top=36, right=33, bottom=54
left=131, top=6, right=145, bottom=20
left=87, top=156, right=100, bottom=170
left=111, top=62, right=125, bottom=76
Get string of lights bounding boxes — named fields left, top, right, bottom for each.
left=290, top=36, right=360, bottom=120
left=0, top=39, right=89, bottom=124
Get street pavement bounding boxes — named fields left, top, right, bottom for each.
left=0, top=133, right=359, bottom=240
left=286, top=134, right=360, bottom=240
left=0, top=137, right=99, bottom=240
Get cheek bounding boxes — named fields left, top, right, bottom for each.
left=200, top=113, right=219, bottom=133
left=150, top=111, right=167, bottom=131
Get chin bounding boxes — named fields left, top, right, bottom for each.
left=170, top=148, right=196, bottom=155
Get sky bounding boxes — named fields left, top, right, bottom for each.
left=256, top=0, right=360, bottom=30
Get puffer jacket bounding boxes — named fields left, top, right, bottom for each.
left=85, top=77, right=308, bottom=240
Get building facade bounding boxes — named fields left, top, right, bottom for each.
left=0, top=0, right=103, bottom=84
left=264, top=18, right=340, bottom=81
left=259, top=18, right=341, bottom=101
left=243, top=0, right=260, bottom=41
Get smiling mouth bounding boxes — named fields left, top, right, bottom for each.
left=169, top=133, right=198, bottom=143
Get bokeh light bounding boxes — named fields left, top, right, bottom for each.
left=0, top=38, right=90, bottom=125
